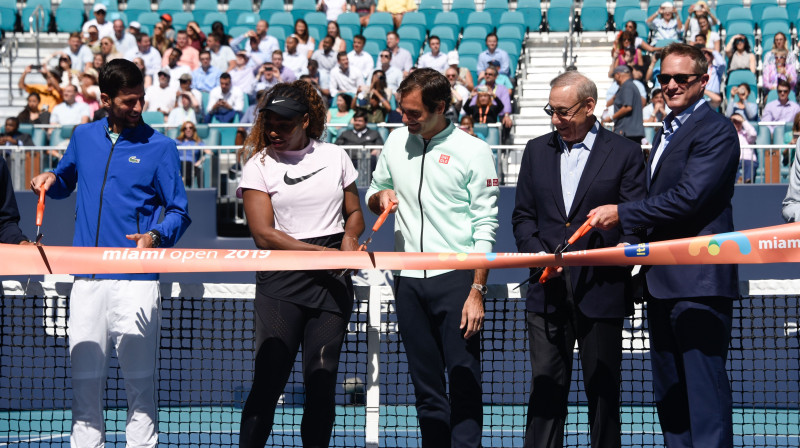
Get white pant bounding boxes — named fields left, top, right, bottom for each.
left=69, top=278, right=160, bottom=448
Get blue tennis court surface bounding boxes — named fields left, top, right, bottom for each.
left=2, top=406, right=798, bottom=447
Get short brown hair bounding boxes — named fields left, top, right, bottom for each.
left=397, top=68, right=451, bottom=114
left=661, top=42, right=708, bottom=75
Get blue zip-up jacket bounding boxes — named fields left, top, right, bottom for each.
left=49, top=118, right=191, bottom=280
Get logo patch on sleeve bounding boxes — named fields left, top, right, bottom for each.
left=486, top=178, right=499, bottom=187
left=439, top=154, right=450, bottom=164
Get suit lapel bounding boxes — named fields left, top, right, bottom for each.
left=547, top=133, right=568, bottom=220
left=650, top=103, right=711, bottom=183
left=647, top=127, right=663, bottom=186
left=567, top=128, right=612, bottom=219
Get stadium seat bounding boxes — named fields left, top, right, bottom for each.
left=758, top=6, right=789, bottom=31
left=171, top=12, right=194, bottom=32
left=337, top=12, right=362, bottom=37
left=137, top=11, right=161, bottom=30
left=359, top=26, right=385, bottom=50
left=622, top=9, right=648, bottom=37
left=228, top=25, right=251, bottom=37
left=291, top=0, right=316, bottom=23
left=457, top=40, right=483, bottom=58
left=761, top=21, right=791, bottom=51
left=397, top=25, right=424, bottom=49
left=465, top=11, right=494, bottom=35
left=724, top=22, right=755, bottom=47
left=107, top=11, right=128, bottom=24
left=95, top=0, right=119, bottom=12
left=516, top=0, right=542, bottom=32
left=725, top=70, right=757, bottom=98
left=21, top=0, right=51, bottom=32
left=431, top=11, right=460, bottom=36
left=191, top=0, right=219, bottom=27
left=497, top=24, right=524, bottom=43
left=257, top=0, right=283, bottom=23
left=49, top=125, right=76, bottom=147
left=369, top=12, right=395, bottom=33
left=428, top=25, right=456, bottom=50
left=450, top=0, right=476, bottom=29
left=54, top=0, right=84, bottom=33
left=124, top=0, right=152, bottom=23
left=749, top=0, right=778, bottom=25
left=498, top=39, right=520, bottom=73
left=483, top=0, right=509, bottom=28
left=547, top=0, right=572, bottom=32
left=654, top=38, right=680, bottom=47
left=304, top=11, right=328, bottom=39
left=235, top=12, right=259, bottom=26
left=267, top=25, right=287, bottom=49
left=787, top=0, right=800, bottom=26
left=613, top=0, right=640, bottom=30
left=460, top=25, right=489, bottom=46
left=339, top=25, right=355, bottom=45
left=418, top=0, right=443, bottom=29
left=723, top=7, right=753, bottom=29
left=580, top=0, right=609, bottom=32
left=158, top=0, right=184, bottom=17
left=498, top=11, right=527, bottom=38
left=646, top=0, right=662, bottom=18
left=400, top=11, right=427, bottom=37
left=201, top=12, right=227, bottom=33
left=398, top=40, right=418, bottom=63
left=226, top=0, right=254, bottom=28
left=362, top=40, right=382, bottom=60
left=268, top=12, right=295, bottom=37
left=458, top=54, right=479, bottom=85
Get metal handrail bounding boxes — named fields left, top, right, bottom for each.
left=29, top=5, right=47, bottom=67
left=0, top=37, right=18, bottom=106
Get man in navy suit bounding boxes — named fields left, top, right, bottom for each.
left=511, top=71, right=647, bottom=448
left=590, top=43, right=740, bottom=448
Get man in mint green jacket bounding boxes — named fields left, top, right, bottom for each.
left=366, top=68, right=499, bottom=448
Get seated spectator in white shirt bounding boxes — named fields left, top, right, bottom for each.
left=206, top=33, right=236, bottom=73
left=329, top=52, right=365, bottom=98
left=230, top=20, right=280, bottom=54
left=52, top=32, right=94, bottom=72
left=205, top=72, right=244, bottom=123
left=417, top=36, right=449, bottom=74
left=385, top=31, right=413, bottom=77
left=168, top=92, right=199, bottom=127
left=283, top=36, right=309, bottom=78
left=312, top=35, right=339, bottom=75
left=144, top=69, right=178, bottom=119
left=163, top=48, right=192, bottom=90
left=82, top=4, right=113, bottom=39
left=348, top=35, right=374, bottom=83
left=124, top=33, right=162, bottom=80
left=111, top=19, right=136, bottom=56
left=49, top=84, right=90, bottom=137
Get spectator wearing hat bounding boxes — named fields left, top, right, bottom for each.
left=231, top=20, right=280, bottom=55
left=417, top=35, right=448, bottom=74
left=159, top=13, right=177, bottom=41
left=175, top=73, right=203, bottom=118
left=447, top=50, right=474, bottom=91
left=125, top=33, right=162, bottom=79
left=469, top=65, right=511, bottom=123
left=647, top=2, right=682, bottom=45
left=371, top=49, right=403, bottom=93
left=206, top=33, right=236, bottom=74
left=463, top=85, right=504, bottom=125
left=602, top=65, right=644, bottom=143
left=168, top=92, right=199, bottom=127
left=205, top=72, right=244, bottom=123
left=230, top=52, right=257, bottom=99
left=51, top=32, right=94, bottom=72
left=144, top=68, right=178, bottom=118
left=192, top=50, right=222, bottom=93
left=111, top=19, right=137, bottom=56
left=480, top=60, right=513, bottom=90
left=477, top=33, right=510, bottom=81
left=128, top=21, right=141, bottom=36
left=163, top=47, right=192, bottom=90
left=683, top=0, right=719, bottom=43
left=83, top=4, right=113, bottom=39
left=162, top=30, right=201, bottom=71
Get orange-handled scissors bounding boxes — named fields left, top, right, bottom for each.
left=358, top=202, right=394, bottom=251
left=514, top=220, right=594, bottom=290
left=35, top=188, right=45, bottom=244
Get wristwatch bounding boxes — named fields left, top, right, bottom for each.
left=146, top=230, right=162, bottom=248
left=471, top=283, right=488, bottom=296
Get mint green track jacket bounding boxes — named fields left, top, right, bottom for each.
left=366, top=122, right=500, bottom=278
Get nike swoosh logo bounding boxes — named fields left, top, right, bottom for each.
left=283, top=167, right=326, bottom=185
left=272, top=99, right=285, bottom=103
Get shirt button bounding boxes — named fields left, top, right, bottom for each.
left=565, top=222, right=571, bottom=227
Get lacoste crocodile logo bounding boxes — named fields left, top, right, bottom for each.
left=129, top=156, right=140, bottom=164
left=283, top=167, right=326, bottom=185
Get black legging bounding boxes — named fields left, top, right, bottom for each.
left=239, top=295, right=351, bottom=448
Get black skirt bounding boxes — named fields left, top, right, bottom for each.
left=255, top=232, right=354, bottom=315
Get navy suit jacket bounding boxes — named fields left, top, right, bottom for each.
left=618, top=101, right=740, bottom=299
left=512, top=124, right=647, bottom=318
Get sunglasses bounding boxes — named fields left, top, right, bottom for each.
left=380, top=54, right=390, bottom=58
left=543, top=98, right=585, bottom=117
left=656, top=73, right=701, bottom=85
left=778, top=89, right=791, bottom=94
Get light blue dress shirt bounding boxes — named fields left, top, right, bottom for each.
left=558, top=121, right=599, bottom=214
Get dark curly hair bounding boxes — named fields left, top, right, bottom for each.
left=240, top=81, right=327, bottom=162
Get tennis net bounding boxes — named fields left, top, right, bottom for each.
left=1, top=280, right=798, bottom=447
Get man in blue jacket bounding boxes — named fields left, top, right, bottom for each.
left=590, top=43, right=740, bottom=448
left=1, top=156, right=31, bottom=244
left=30, top=59, right=191, bottom=448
